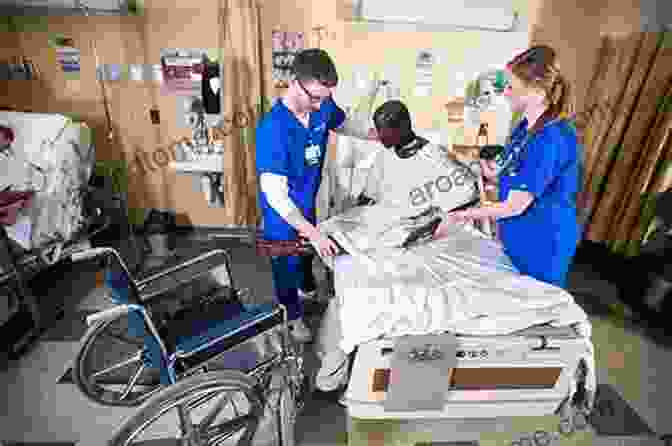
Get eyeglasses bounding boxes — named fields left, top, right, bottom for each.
left=297, top=79, right=330, bottom=103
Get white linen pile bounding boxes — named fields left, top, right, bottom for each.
left=0, top=112, right=95, bottom=252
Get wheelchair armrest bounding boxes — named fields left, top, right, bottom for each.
left=136, top=249, right=231, bottom=287
left=136, top=249, right=236, bottom=308
left=86, top=304, right=134, bottom=327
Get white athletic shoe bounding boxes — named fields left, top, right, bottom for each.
left=298, top=288, right=318, bottom=301
left=337, top=393, right=347, bottom=407
left=289, top=319, right=312, bottom=343
left=316, top=349, right=350, bottom=392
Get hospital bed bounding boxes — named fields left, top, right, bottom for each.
left=314, top=205, right=596, bottom=439
left=344, top=322, right=594, bottom=430
left=0, top=111, right=98, bottom=274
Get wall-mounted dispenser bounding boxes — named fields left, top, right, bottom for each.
left=170, top=96, right=225, bottom=207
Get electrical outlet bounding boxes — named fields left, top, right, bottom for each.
left=150, top=108, right=160, bottom=124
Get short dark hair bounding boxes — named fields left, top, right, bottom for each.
left=373, top=100, right=412, bottom=132
left=291, top=48, right=339, bottom=88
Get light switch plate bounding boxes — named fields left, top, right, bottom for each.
left=149, top=108, right=160, bottom=124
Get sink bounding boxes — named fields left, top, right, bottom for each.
left=170, top=153, right=224, bottom=174
left=170, top=143, right=226, bottom=206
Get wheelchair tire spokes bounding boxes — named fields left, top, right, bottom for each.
left=201, top=412, right=258, bottom=444
left=74, top=315, right=163, bottom=407
left=108, top=371, right=265, bottom=446
left=100, top=323, right=144, bottom=347
left=197, top=392, right=232, bottom=432
left=90, top=350, right=143, bottom=380
left=120, top=363, right=148, bottom=401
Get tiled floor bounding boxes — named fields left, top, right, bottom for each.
left=1, top=232, right=671, bottom=446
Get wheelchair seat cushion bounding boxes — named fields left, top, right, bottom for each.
left=165, top=302, right=279, bottom=355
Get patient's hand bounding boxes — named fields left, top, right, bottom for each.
left=432, top=214, right=472, bottom=239
left=355, top=194, right=376, bottom=207
left=432, top=221, right=451, bottom=240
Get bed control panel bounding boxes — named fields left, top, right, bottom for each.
left=457, top=349, right=489, bottom=359
left=531, top=337, right=561, bottom=351
left=383, top=347, right=491, bottom=359
left=380, top=337, right=559, bottom=363
left=408, top=344, right=444, bottom=361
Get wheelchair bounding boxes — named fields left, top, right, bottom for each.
left=68, top=246, right=307, bottom=445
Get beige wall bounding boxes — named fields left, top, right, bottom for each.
left=531, top=0, right=642, bottom=113
left=0, top=0, right=643, bottom=226
left=278, top=0, right=533, bottom=131
left=0, top=2, right=228, bottom=225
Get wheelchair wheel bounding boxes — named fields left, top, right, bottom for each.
left=108, top=370, right=266, bottom=446
left=73, top=313, right=163, bottom=407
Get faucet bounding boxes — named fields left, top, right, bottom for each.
left=186, top=97, right=211, bottom=152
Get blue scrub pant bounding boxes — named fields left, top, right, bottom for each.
left=506, top=241, right=578, bottom=289
left=270, top=254, right=317, bottom=321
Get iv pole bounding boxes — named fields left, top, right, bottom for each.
left=75, top=0, right=144, bottom=274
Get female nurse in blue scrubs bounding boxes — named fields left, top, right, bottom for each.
left=434, top=45, right=582, bottom=289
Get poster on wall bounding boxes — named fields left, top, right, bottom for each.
left=272, top=30, right=305, bottom=88
left=160, top=48, right=215, bottom=97
left=49, top=35, right=80, bottom=79
left=57, top=47, right=80, bottom=74
left=414, top=49, right=435, bottom=97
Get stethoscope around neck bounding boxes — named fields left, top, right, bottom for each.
left=497, top=128, right=535, bottom=177
left=497, top=116, right=562, bottom=177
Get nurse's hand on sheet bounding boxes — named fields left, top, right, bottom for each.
left=299, top=225, right=339, bottom=257
left=480, top=159, right=498, bottom=183
left=367, top=128, right=379, bottom=141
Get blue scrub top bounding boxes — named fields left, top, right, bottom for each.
left=496, top=117, right=582, bottom=288
left=256, top=97, right=346, bottom=240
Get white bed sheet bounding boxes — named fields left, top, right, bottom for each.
left=315, top=205, right=589, bottom=354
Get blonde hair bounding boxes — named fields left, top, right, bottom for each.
left=508, top=46, right=574, bottom=126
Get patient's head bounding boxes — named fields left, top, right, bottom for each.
left=373, top=100, right=415, bottom=149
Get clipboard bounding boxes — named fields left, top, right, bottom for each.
left=383, top=333, right=458, bottom=412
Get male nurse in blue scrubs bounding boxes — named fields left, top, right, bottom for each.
left=256, top=49, right=378, bottom=342
left=434, top=45, right=582, bottom=289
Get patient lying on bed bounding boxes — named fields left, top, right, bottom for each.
left=313, top=100, right=588, bottom=393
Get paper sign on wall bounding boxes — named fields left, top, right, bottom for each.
left=49, top=35, right=80, bottom=79
left=160, top=48, right=212, bottom=96
left=414, top=50, right=435, bottom=97
left=57, top=47, right=80, bottom=74
left=272, top=30, right=305, bottom=88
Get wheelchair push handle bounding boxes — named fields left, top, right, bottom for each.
left=71, top=247, right=132, bottom=272
left=86, top=304, right=133, bottom=327
left=71, top=247, right=113, bottom=262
